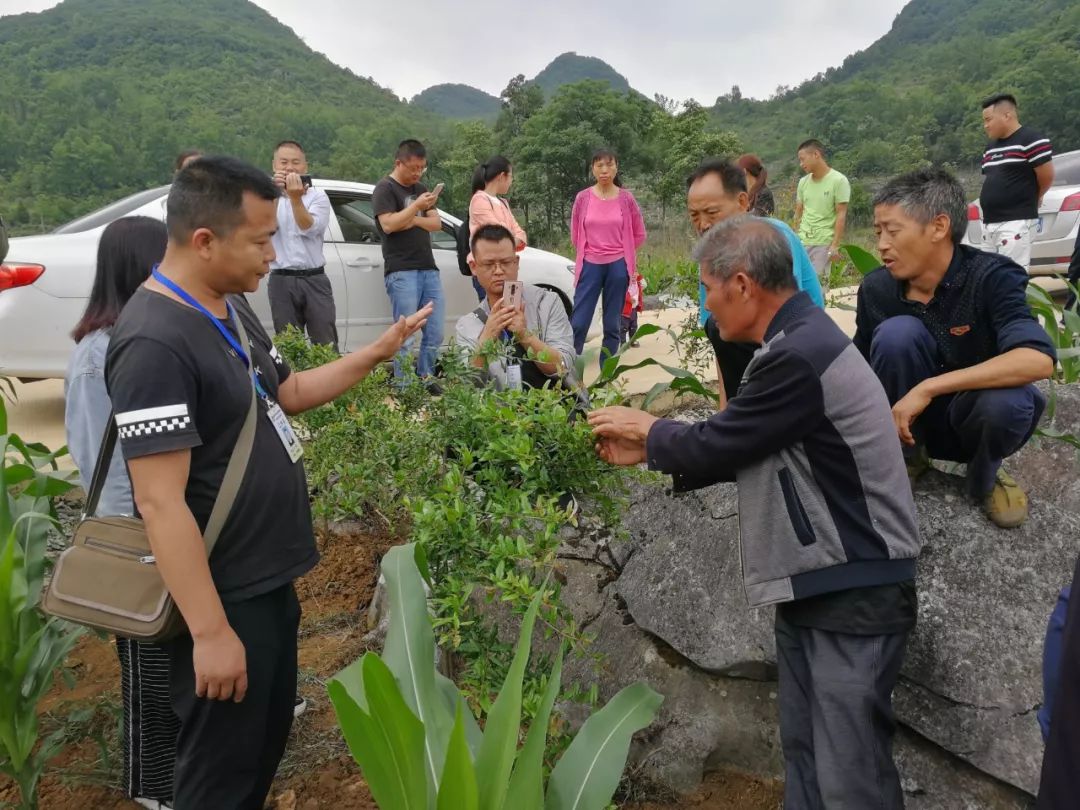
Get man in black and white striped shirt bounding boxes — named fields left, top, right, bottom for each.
left=978, top=93, right=1054, bottom=269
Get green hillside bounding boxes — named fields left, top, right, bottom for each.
left=711, top=0, right=1080, bottom=179
left=411, top=83, right=501, bottom=121
left=0, top=0, right=442, bottom=229
left=532, top=52, right=632, bottom=97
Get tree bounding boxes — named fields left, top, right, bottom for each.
left=511, top=81, right=649, bottom=236
left=493, top=74, right=544, bottom=152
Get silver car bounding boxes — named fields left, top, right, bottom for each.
left=0, top=180, right=588, bottom=380
left=966, top=148, right=1080, bottom=275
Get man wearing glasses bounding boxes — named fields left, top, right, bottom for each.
left=373, top=139, right=446, bottom=388
left=455, top=224, right=576, bottom=391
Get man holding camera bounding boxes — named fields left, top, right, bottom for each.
left=267, top=140, right=336, bottom=348
left=455, top=224, right=576, bottom=391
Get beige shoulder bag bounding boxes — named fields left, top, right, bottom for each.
left=43, top=313, right=258, bottom=641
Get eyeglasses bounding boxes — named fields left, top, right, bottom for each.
left=474, top=258, right=519, bottom=272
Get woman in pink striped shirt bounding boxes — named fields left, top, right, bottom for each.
left=468, top=156, right=527, bottom=300
left=569, top=148, right=647, bottom=365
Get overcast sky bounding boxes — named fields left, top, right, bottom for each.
left=1, top=0, right=911, bottom=103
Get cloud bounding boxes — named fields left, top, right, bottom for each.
left=0, top=0, right=911, bottom=103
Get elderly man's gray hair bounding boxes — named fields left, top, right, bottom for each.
left=692, top=215, right=796, bottom=292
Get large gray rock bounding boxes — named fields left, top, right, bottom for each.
left=617, top=480, right=775, bottom=676
left=597, top=382, right=1080, bottom=796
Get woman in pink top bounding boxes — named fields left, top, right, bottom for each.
left=570, top=148, right=646, bottom=364
left=468, top=155, right=527, bottom=300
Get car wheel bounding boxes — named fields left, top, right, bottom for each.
left=537, top=284, right=573, bottom=317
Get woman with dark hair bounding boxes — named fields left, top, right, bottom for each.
left=174, top=149, right=203, bottom=175
left=467, top=155, right=527, bottom=299
left=65, top=216, right=177, bottom=810
left=569, top=148, right=646, bottom=365
left=737, top=153, right=775, bottom=217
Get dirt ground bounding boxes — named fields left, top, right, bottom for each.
left=0, top=523, right=782, bottom=810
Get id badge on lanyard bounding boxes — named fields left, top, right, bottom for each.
left=151, top=266, right=303, bottom=464
left=506, top=361, right=523, bottom=391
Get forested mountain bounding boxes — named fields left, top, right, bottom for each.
left=411, top=84, right=502, bottom=121
left=0, top=0, right=442, bottom=228
left=411, top=53, right=636, bottom=120
left=711, top=0, right=1080, bottom=179
left=531, top=52, right=633, bottom=97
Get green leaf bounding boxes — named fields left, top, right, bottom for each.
left=544, top=682, right=663, bottom=810
left=504, top=644, right=565, bottom=810
left=380, top=543, right=455, bottom=790
left=436, top=671, right=483, bottom=756
left=840, top=244, right=881, bottom=276
left=437, top=704, right=479, bottom=810
left=327, top=655, right=428, bottom=810
left=474, top=585, right=546, bottom=810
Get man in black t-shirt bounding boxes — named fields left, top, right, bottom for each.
left=107, top=156, right=430, bottom=809
left=372, top=139, right=446, bottom=386
left=978, top=93, right=1054, bottom=270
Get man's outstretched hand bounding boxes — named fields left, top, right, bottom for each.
left=372, top=302, right=434, bottom=361
left=587, top=406, right=658, bottom=466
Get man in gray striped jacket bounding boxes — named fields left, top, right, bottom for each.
left=590, top=215, right=921, bottom=809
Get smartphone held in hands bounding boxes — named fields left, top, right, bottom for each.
left=431, top=182, right=445, bottom=197
left=299, top=174, right=313, bottom=189
left=502, top=280, right=523, bottom=309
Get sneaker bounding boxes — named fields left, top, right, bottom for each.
left=905, top=445, right=931, bottom=487
left=294, top=695, right=308, bottom=718
left=133, top=799, right=172, bottom=810
left=423, top=379, right=444, bottom=397
left=984, top=468, right=1028, bottom=529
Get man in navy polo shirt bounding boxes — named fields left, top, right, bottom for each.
left=854, top=168, right=1056, bottom=528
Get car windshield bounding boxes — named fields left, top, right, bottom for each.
left=53, top=186, right=170, bottom=234
left=1052, top=151, right=1080, bottom=187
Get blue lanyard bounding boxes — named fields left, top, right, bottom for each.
left=151, top=265, right=268, bottom=398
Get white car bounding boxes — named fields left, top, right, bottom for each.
left=0, top=179, right=588, bottom=380
left=966, top=148, right=1080, bottom=275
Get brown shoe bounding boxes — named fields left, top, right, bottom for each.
left=905, top=445, right=931, bottom=487
left=984, top=469, right=1028, bottom=529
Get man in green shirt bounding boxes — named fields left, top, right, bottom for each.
left=794, top=139, right=851, bottom=276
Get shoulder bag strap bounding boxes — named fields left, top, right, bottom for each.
left=201, top=309, right=258, bottom=554
left=82, top=411, right=119, bottom=520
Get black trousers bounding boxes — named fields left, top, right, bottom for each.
left=1038, top=553, right=1080, bottom=809
left=704, top=315, right=758, bottom=401
left=775, top=614, right=908, bottom=810
left=268, top=271, right=338, bottom=349
left=166, top=584, right=301, bottom=810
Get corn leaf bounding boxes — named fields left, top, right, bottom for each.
left=545, top=682, right=663, bottom=810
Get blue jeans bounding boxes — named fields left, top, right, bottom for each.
left=383, top=269, right=445, bottom=379
left=869, top=315, right=1045, bottom=498
left=571, top=258, right=629, bottom=365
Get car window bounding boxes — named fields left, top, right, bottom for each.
left=1052, top=151, right=1080, bottom=187
left=328, top=194, right=380, bottom=244
left=54, top=186, right=171, bottom=234
left=431, top=222, right=457, bottom=251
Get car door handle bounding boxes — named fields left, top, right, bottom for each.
left=346, top=258, right=375, bottom=268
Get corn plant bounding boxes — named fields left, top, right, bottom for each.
left=328, top=544, right=663, bottom=810
left=0, top=378, right=84, bottom=809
